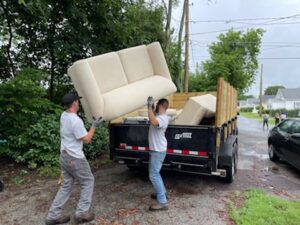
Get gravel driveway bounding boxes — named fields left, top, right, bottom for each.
left=0, top=116, right=299, bottom=225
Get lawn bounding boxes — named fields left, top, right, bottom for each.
left=231, top=189, right=300, bottom=225
left=240, top=112, right=275, bottom=126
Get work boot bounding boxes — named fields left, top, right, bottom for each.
left=149, top=203, right=168, bottom=211
left=74, top=211, right=95, bottom=224
left=45, top=214, right=70, bottom=225
left=150, top=193, right=169, bottom=200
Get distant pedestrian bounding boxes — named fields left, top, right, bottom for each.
left=280, top=112, right=286, bottom=122
left=263, top=113, right=269, bottom=130
left=274, top=112, right=280, bottom=126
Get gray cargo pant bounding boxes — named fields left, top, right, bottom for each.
left=47, top=150, right=94, bottom=220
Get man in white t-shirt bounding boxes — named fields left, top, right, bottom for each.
left=147, top=97, right=169, bottom=211
left=46, top=93, right=103, bottom=225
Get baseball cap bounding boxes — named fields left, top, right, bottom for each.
left=62, top=92, right=82, bottom=107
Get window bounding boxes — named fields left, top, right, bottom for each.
left=278, top=120, right=294, bottom=133
left=290, top=121, right=300, bottom=134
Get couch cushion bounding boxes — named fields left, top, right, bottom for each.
left=102, top=75, right=177, bottom=121
left=118, top=45, right=154, bottom=83
left=175, top=94, right=216, bottom=125
left=87, top=52, right=128, bottom=93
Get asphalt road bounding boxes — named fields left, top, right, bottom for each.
left=0, top=116, right=299, bottom=225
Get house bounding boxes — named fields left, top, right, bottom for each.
left=238, top=98, right=259, bottom=109
left=270, top=88, right=300, bottom=110
left=238, top=95, right=275, bottom=109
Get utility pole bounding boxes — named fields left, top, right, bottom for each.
left=177, top=0, right=186, bottom=93
left=184, top=0, right=189, bottom=92
left=259, top=64, right=263, bottom=117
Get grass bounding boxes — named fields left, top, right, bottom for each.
left=230, top=189, right=300, bottom=225
left=240, top=112, right=275, bottom=126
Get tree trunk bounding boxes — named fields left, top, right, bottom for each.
left=165, top=0, right=173, bottom=50
left=0, top=0, right=16, bottom=77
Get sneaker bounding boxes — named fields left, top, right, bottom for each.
left=45, top=215, right=70, bottom=225
left=149, top=203, right=168, bottom=211
left=74, top=211, right=95, bottom=224
left=150, top=193, right=169, bottom=200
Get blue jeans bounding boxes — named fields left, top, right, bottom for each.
left=149, top=151, right=167, bottom=204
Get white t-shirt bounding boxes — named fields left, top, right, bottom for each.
left=60, top=111, right=88, bottom=159
left=148, top=114, right=169, bottom=152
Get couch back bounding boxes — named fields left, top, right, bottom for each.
left=85, top=44, right=157, bottom=94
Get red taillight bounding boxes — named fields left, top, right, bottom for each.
left=167, top=148, right=174, bottom=153
left=198, top=151, right=207, bottom=156
left=119, top=144, right=126, bottom=149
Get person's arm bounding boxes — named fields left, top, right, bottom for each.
left=81, top=116, right=103, bottom=144
left=148, top=107, right=159, bottom=126
left=82, top=127, right=96, bottom=144
left=147, top=96, right=159, bottom=126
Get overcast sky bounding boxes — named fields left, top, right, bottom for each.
left=172, top=0, right=300, bottom=96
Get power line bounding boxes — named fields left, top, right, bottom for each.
left=192, top=56, right=300, bottom=60
left=190, top=20, right=300, bottom=36
left=189, top=13, right=300, bottom=23
left=258, top=57, right=300, bottom=60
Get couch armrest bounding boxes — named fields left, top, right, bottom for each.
left=68, top=60, right=104, bottom=121
left=147, top=42, right=172, bottom=80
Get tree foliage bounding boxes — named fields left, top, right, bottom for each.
left=199, top=29, right=264, bottom=94
left=264, top=85, right=285, bottom=95
left=0, top=68, right=59, bottom=139
left=0, top=0, right=167, bottom=101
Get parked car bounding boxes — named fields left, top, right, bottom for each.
left=268, top=118, right=300, bottom=170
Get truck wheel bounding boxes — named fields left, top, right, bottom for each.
left=268, top=144, right=279, bottom=162
left=127, top=165, right=138, bottom=171
left=0, top=178, right=3, bottom=192
left=222, top=154, right=236, bottom=183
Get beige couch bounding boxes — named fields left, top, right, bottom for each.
left=68, top=42, right=177, bottom=121
left=175, top=94, right=216, bottom=125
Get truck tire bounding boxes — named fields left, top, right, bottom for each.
left=0, top=177, right=3, bottom=192
left=268, top=144, right=279, bottom=162
left=221, top=153, right=236, bottom=183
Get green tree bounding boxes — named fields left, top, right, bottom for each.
left=264, top=85, right=285, bottom=95
left=0, top=68, right=59, bottom=139
left=0, top=0, right=167, bottom=102
left=201, top=29, right=264, bottom=94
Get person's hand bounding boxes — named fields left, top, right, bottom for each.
left=92, top=116, right=103, bottom=128
left=147, top=96, right=154, bottom=109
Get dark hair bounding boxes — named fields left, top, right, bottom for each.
left=157, top=98, right=169, bottom=110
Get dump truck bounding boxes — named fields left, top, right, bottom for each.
left=109, top=78, right=238, bottom=183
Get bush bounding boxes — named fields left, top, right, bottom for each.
left=0, top=68, right=59, bottom=139
left=240, top=107, right=253, bottom=112
left=267, top=109, right=300, bottom=118
left=83, top=120, right=109, bottom=159
left=8, top=111, right=109, bottom=171
left=8, top=111, right=62, bottom=169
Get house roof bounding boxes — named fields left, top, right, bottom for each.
left=278, top=88, right=300, bottom=100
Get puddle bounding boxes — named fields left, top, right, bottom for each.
left=237, top=159, right=254, bottom=170
left=240, top=150, right=269, bottom=160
